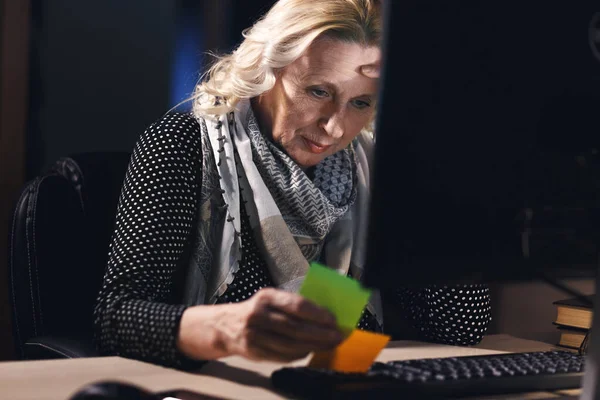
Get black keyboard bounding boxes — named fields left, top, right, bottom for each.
left=271, top=350, right=585, bottom=399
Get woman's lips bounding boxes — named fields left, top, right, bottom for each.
left=303, top=137, right=332, bottom=154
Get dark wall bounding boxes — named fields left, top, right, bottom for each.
left=230, top=0, right=276, bottom=47
left=27, top=0, right=279, bottom=177
left=29, top=0, right=176, bottom=175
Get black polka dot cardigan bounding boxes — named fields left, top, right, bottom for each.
left=93, top=113, right=492, bottom=369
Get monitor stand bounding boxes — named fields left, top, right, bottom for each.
left=580, top=271, right=600, bottom=400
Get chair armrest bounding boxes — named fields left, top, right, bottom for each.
left=24, top=336, right=99, bottom=359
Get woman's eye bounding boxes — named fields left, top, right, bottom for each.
left=351, top=99, right=372, bottom=109
left=310, top=88, right=330, bottom=98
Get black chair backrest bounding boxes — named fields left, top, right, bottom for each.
left=8, top=152, right=131, bottom=358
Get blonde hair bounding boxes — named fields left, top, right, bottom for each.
left=192, top=0, right=382, bottom=117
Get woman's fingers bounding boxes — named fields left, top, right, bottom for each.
left=252, top=288, right=338, bottom=327
left=228, top=288, right=346, bottom=362
left=244, top=329, right=316, bottom=362
left=249, top=308, right=343, bottom=347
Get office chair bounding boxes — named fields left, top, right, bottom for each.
left=8, top=152, right=131, bottom=360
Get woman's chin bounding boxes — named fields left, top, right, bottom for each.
left=288, top=150, right=325, bottom=169
left=285, top=141, right=337, bottom=168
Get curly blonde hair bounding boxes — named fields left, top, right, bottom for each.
left=192, top=0, right=382, bottom=118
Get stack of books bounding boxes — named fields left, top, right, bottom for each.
left=552, top=294, right=594, bottom=350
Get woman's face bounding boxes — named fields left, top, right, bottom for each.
left=253, top=38, right=381, bottom=168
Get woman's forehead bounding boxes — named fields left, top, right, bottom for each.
left=290, top=38, right=381, bottom=83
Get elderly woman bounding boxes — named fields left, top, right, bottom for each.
left=93, top=0, right=491, bottom=369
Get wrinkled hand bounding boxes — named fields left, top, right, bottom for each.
left=218, top=288, right=344, bottom=362
left=178, top=287, right=344, bottom=363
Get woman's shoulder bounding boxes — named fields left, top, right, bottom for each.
left=139, top=112, right=206, bottom=156
left=145, top=112, right=203, bottom=141
left=134, top=112, right=206, bottom=170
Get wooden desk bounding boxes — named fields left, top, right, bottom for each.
left=0, top=334, right=582, bottom=400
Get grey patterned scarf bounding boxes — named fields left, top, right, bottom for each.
left=244, top=106, right=356, bottom=265
left=183, top=99, right=382, bottom=327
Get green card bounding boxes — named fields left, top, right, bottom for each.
left=299, top=262, right=372, bottom=334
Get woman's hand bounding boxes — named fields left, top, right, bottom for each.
left=177, top=288, right=344, bottom=362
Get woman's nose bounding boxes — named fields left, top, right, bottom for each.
left=319, top=112, right=345, bottom=139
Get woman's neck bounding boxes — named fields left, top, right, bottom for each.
left=250, top=96, right=273, bottom=140
left=249, top=96, right=314, bottom=175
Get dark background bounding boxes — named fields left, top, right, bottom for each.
left=26, top=0, right=276, bottom=177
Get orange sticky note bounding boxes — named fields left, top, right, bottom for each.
left=308, top=329, right=391, bottom=373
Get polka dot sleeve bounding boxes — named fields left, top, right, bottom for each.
left=393, top=285, right=492, bottom=346
left=93, top=113, right=204, bottom=368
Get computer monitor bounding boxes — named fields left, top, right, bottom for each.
left=364, top=0, right=600, bottom=288
left=364, top=1, right=600, bottom=397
